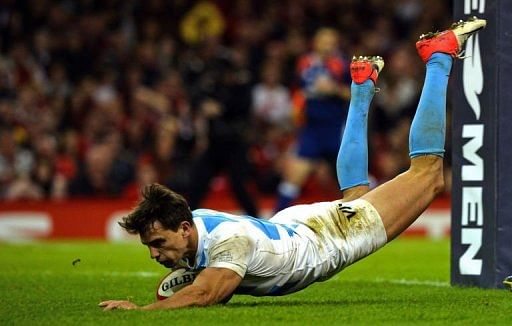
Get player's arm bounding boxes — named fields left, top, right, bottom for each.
left=312, top=59, right=351, bottom=100
left=143, top=232, right=251, bottom=309
left=99, top=267, right=241, bottom=311
left=313, top=76, right=350, bottom=99
left=100, top=231, right=251, bottom=311
left=141, top=267, right=241, bottom=310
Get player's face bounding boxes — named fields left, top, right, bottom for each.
left=140, top=221, right=191, bottom=269
left=314, top=30, right=338, bottom=57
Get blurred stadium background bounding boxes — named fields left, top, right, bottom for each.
left=0, top=0, right=452, bottom=241
left=3, top=1, right=512, bottom=324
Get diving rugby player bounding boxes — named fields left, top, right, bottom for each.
left=100, top=17, right=486, bottom=310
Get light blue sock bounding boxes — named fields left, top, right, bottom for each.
left=409, top=53, right=453, bottom=157
left=337, top=80, right=374, bottom=191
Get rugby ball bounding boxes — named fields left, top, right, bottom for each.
left=156, top=268, right=197, bottom=300
left=504, top=275, right=512, bottom=291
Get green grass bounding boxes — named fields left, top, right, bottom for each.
left=0, top=238, right=509, bottom=325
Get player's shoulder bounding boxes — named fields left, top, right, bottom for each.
left=193, top=209, right=250, bottom=237
left=325, top=54, right=347, bottom=75
left=297, top=54, right=314, bottom=71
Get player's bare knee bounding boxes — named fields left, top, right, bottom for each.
left=342, top=185, right=370, bottom=202
left=410, top=156, right=445, bottom=195
left=431, top=169, right=445, bottom=196
left=423, top=161, right=445, bottom=195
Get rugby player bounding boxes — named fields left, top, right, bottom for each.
left=99, top=17, right=486, bottom=311
left=275, top=27, right=351, bottom=212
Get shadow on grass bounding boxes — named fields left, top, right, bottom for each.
left=226, top=298, right=403, bottom=308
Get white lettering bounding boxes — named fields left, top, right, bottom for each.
left=106, top=211, right=139, bottom=242
left=460, top=228, right=483, bottom=275
left=462, top=187, right=483, bottom=226
left=463, top=36, right=483, bottom=120
left=460, top=2, right=485, bottom=277
left=464, top=0, right=486, bottom=14
left=0, top=213, right=52, bottom=242
left=462, top=125, right=484, bottom=181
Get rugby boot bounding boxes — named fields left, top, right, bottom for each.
left=416, top=16, right=487, bottom=62
left=504, top=275, right=512, bottom=292
left=350, top=55, right=384, bottom=84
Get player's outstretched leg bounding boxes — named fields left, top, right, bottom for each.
left=361, top=17, right=486, bottom=241
left=337, top=56, right=384, bottom=201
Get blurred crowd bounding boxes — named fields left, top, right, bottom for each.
left=0, top=0, right=453, bottom=202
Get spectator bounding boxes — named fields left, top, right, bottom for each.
left=251, top=61, right=292, bottom=193
left=252, top=62, right=292, bottom=127
left=0, top=128, right=41, bottom=200
left=185, top=41, right=259, bottom=217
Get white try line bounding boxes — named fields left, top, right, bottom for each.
left=332, top=276, right=450, bottom=288
left=372, top=278, right=450, bottom=287
left=101, top=271, right=160, bottom=278
left=41, top=270, right=160, bottom=278
left=38, top=270, right=451, bottom=287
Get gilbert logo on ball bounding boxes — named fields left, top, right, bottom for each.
left=156, top=268, right=197, bottom=300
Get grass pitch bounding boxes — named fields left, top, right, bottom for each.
left=1, top=238, right=509, bottom=325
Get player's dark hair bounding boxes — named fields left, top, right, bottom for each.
left=119, top=183, right=193, bottom=235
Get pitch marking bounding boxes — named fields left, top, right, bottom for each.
left=374, top=278, right=450, bottom=287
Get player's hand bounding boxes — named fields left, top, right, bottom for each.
left=98, top=300, right=140, bottom=311
left=313, top=76, right=336, bottom=94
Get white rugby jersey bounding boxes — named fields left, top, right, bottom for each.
left=190, top=202, right=357, bottom=297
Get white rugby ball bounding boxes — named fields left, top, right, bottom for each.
left=156, top=268, right=197, bottom=300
